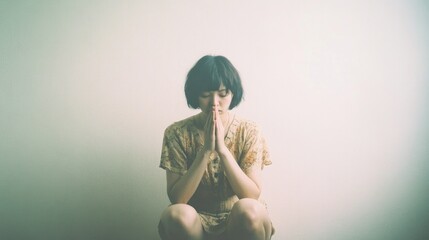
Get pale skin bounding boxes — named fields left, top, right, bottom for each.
left=159, top=84, right=272, bottom=240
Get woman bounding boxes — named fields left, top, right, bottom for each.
left=158, top=55, right=274, bottom=240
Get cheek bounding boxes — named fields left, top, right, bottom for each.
left=221, top=96, right=233, bottom=106
left=198, top=98, right=209, bottom=109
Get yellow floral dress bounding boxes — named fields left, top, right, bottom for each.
left=159, top=113, right=272, bottom=235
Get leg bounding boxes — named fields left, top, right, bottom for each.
left=225, top=198, right=273, bottom=240
left=158, top=204, right=205, bottom=240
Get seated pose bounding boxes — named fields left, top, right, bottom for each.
left=158, top=55, right=274, bottom=240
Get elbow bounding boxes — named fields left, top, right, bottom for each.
left=167, top=182, right=191, bottom=204
left=238, top=193, right=260, bottom=200
left=168, top=192, right=188, bottom=204
left=250, top=184, right=262, bottom=199
left=254, top=190, right=261, bottom=200
left=169, top=198, right=187, bottom=204
left=251, top=191, right=261, bottom=200
left=238, top=188, right=261, bottom=200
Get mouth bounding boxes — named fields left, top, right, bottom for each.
left=209, top=108, right=223, bottom=114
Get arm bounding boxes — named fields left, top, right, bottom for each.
left=214, top=106, right=262, bottom=199
left=166, top=149, right=212, bottom=204
left=218, top=148, right=262, bottom=199
left=166, top=111, right=216, bottom=204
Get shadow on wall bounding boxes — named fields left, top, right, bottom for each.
left=1, top=147, right=168, bottom=240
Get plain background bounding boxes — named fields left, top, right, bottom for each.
left=1, top=1, right=428, bottom=239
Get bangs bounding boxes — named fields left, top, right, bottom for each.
left=194, top=59, right=232, bottom=93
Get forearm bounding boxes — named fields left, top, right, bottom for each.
left=168, top=150, right=211, bottom=204
left=218, top=148, right=261, bottom=199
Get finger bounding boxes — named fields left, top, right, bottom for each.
left=215, top=109, right=220, bottom=131
left=212, top=110, right=216, bottom=132
left=204, top=111, right=212, bottom=129
left=216, top=108, right=221, bottom=127
left=215, top=116, right=220, bottom=138
left=213, top=108, right=216, bottom=122
left=212, top=120, right=216, bottom=139
left=215, top=108, right=222, bottom=129
left=206, top=110, right=213, bottom=132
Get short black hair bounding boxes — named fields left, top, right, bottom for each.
left=184, top=55, right=244, bottom=109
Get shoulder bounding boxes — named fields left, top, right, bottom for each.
left=163, top=115, right=197, bottom=137
left=231, top=115, right=263, bottom=138
left=233, top=115, right=260, bottom=131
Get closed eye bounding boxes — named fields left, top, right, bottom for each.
left=219, top=89, right=229, bottom=97
left=199, top=92, right=210, bottom=98
left=199, top=89, right=230, bottom=98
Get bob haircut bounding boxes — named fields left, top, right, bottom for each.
left=185, top=55, right=244, bottom=110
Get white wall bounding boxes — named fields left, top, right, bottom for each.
left=1, top=1, right=428, bottom=239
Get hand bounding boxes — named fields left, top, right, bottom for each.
left=214, top=105, right=227, bottom=153
left=202, top=110, right=216, bottom=152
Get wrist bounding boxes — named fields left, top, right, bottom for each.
left=200, top=148, right=214, bottom=157
left=216, top=146, right=230, bottom=156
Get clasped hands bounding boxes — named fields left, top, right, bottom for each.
left=202, top=105, right=228, bottom=154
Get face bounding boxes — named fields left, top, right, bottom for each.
left=198, top=83, right=233, bottom=116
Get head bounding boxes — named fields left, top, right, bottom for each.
left=184, top=55, right=244, bottom=114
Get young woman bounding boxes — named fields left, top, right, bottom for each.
left=158, top=55, right=274, bottom=240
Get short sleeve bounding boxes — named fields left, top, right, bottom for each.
left=159, top=126, right=188, bottom=175
left=239, top=122, right=272, bottom=172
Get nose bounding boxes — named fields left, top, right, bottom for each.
left=210, top=94, right=219, bottom=107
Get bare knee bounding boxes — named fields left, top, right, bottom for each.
left=163, top=204, right=199, bottom=229
left=158, top=204, right=203, bottom=240
left=227, top=198, right=271, bottom=239
left=233, top=199, right=263, bottom=230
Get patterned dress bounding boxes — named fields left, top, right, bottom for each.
left=159, top=113, right=272, bottom=235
